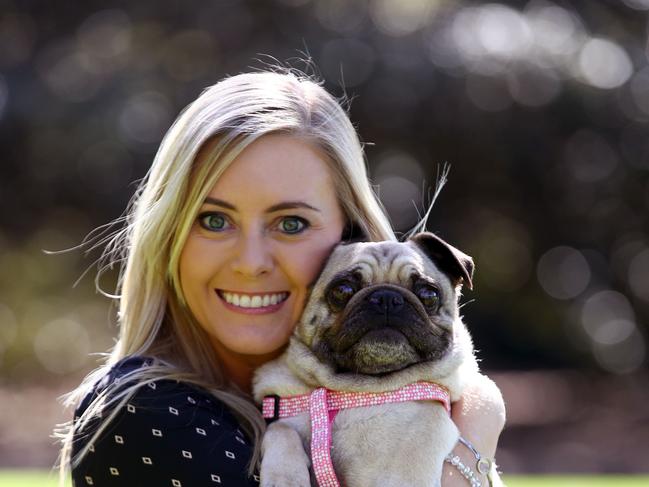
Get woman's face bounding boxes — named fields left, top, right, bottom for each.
left=179, top=133, right=346, bottom=367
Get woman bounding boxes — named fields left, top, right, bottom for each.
left=58, top=69, right=506, bottom=486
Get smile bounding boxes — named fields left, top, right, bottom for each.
left=217, top=290, right=289, bottom=309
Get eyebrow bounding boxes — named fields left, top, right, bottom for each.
left=203, top=197, right=321, bottom=213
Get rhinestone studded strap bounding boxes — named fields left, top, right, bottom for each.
left=262, top=382, right=451, bottom=487
left=310, top=387, right=339, bottom=487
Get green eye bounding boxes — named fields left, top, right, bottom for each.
left=199, top=213, right=229, bottom=232
left=279, top=217, right=307, bottom=234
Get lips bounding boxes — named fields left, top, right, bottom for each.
left=216, top=290, right=289, bottom=311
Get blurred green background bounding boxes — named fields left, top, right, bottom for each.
left=0, top=0, right=647, bottom=478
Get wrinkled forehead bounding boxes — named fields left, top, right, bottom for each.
left=322, top=240, right=435, bottom=285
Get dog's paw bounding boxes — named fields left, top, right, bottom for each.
left=260, top=421, right=312, bottom=487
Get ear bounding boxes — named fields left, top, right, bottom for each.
left=409, top=232, right=474, bottom=290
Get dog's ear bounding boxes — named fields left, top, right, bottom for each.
left=409, top=232, right=474, bottom=290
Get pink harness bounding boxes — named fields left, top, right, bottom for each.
left=262, top=382, right=451, bottom=487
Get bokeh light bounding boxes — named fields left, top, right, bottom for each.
left=36, top=41, right=103, bottom=103
left=374, top=149, right=424, bottom=230
left=526, top=3, right=583, bottom=60
left=591, top=328, right=646, bottom=374
left=577, top=38, right=633, bottom=90
left=629, top=67, right=649, bottom=117
left=474, top=4, right=532, bottom=63
left=622, top=0, right=649, bottom=10
left=628, top=248, right=649, bottom=302
left=537, top=246, right=591, bottom=300
left=315, top=0, right=366, bottom=34
left=507, top=65, right=561, bottom=107
left=369, top=0, right=440, bottom=37
left=33, top=318, right=91, bottom=374
left=76, top=9, right=132, bottom=75
left=580, top=290, right=646, bottom=373
left=562, top=129, right=619, bottom=183
left=118, top=91, right=173, bottom=146
left=579, top=289, right=634, bottom=344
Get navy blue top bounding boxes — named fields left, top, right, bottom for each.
left=71, top=356, right=260, bottom=486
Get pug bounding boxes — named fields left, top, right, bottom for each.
left=252, top=232, right=479, bottom=487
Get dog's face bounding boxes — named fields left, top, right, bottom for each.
left=296, top=233, right=474, bottom=376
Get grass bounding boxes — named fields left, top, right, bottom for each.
left=0, top=470, right=70, bottom=487
left=505, top=476, right=649, bottom=486
left=1, top=471, right=648, bottom=486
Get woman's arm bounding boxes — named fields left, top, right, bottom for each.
left=443, top=373, right=507, bottom=486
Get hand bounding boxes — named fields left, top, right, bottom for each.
left=443, top=373, right=506, bottom=486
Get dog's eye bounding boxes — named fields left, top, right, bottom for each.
left=416, top=285, right=440, bottom=309
left=327, top=281, right=357, bottom=310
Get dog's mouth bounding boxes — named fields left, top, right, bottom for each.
left=319, top=315, right=451, bottom=375
left=344, top=328, right=419, bottom=374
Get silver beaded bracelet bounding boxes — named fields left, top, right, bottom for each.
left=444, top=453, right=483, bottom=487
left=444, top=436, right=495, bottom=487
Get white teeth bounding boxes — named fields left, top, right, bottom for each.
left=221, top=292, right=287, bottom=309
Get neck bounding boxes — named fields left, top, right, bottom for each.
left=225, top=363, right=255, bottom=395
left=211, top=340, right=287, bottom=395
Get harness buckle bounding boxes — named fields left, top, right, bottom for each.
left=264, top=394, right=281, bottom=423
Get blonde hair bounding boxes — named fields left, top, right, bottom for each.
left=56, top=69, right=396, bottom=483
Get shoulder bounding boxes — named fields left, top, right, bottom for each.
left=75, top=356, right=229, bottom=419
left=74, top=355, right=243, bottom=432
left=72, top=356, right=260, bottom=486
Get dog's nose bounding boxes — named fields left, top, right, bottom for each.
left=368, top=289, right=404, bottom=313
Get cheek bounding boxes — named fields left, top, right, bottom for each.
left=297, top=235, right=342, bottom=284
left=286, top=239, right=342, bottom=315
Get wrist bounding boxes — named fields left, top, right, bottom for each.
left=442, top=442, right=485, bottom=486
left=443, top=436, right=494, bottom=487
left=443, top=373, right=506, bottom=486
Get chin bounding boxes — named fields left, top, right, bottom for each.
left=227, top=335, right=290, bottom=358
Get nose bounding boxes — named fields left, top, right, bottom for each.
left=368, top=289, right=405, bottom=314
left=230, top=232, right=273, bottom=278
